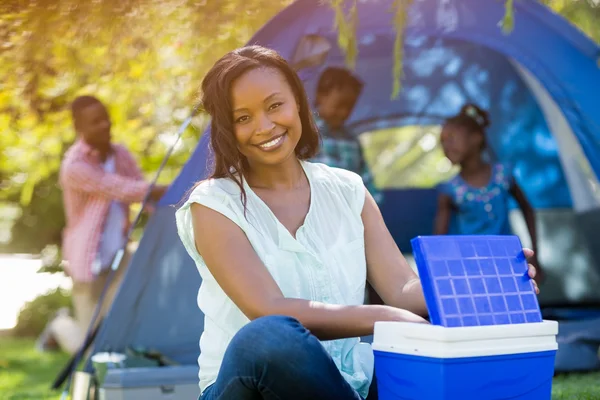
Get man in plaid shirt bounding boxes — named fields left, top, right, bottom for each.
left=37, top=95, right=168, bottom=354
left=311, top=67, right=382, bottom=204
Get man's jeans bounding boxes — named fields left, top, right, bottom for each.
left=200, top=315, right=378, bottom=400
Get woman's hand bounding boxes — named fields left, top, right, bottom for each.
left=377, top=305, right=429, bottom=324
left=524, top=248, right=542, bottom=294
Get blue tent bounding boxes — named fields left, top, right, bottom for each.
left=91, top=0, right=600, bottom=392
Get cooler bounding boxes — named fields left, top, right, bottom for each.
left=371, top=235, right=559, bottom=399
left=100, top=365, right=199, bottom=400
left=372, top=320, right=558, bottom=400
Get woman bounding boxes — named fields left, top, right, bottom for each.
left=176, top=46, right=540, bottom=400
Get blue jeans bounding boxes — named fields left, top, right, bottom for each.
left=200, top=315, right=378, bottom=400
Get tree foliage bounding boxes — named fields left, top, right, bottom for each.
left=0, top=0, right=291, bottom=253
left=543, top=0, right=600, bottom=44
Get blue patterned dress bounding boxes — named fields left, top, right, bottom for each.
left=438, top=163, right=515, bottom=235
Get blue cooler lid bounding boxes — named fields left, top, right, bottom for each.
left=410, top=235, right=542, bottom=327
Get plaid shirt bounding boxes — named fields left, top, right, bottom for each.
left=59, top=140, right=149, bottom=282
left=312, top=117, right=382, bottom=203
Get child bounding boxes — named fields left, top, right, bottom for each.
left=434, top=103, right=544, bottom=282
left=311, top=66, right=382, bottom=204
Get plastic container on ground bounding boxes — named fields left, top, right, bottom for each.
left=372, top=320, right=558, bottom=400
left=91, top=352, right=127, bottom=388
left=100, top=365, right=199, bottom=400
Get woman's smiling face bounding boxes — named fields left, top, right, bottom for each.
left=231, top=67, right=302, bottom=168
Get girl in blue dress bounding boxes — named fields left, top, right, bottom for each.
left=434, top=104, right=544, bottom=282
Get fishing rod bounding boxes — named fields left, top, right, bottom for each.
left=55, top=102, right=202, bottom=400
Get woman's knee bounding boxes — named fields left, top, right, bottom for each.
left=227, top=315, right=315, bottom=367
left=248, top=315, right=301, bottom=333
left=232, top=315, right=305, bottom=349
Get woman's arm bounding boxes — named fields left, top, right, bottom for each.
left=190, top=203, right=427, bottom=341
left=361, top=191, right=428, bottom=316
left=433, top=193, right=453, bottom=235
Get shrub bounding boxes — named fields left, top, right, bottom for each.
left=13, top=288, right=72, bottom=337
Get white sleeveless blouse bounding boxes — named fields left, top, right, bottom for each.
left=175, top=161, right=374, bottom=397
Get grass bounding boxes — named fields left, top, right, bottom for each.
left=552, top=371, right=600, bottom=400
left=0, top=336, right=69, bottom=400
left=1, top=336, right=599, bottom=399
